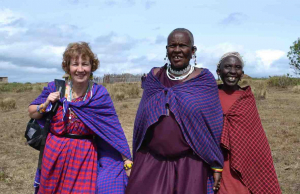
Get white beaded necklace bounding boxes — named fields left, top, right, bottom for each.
left=166, top=65, right=194, bottom=81
left=68, top=82, right=90, bottom=120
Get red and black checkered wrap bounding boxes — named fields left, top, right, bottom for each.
left=221, top=86, right=281, bottom=194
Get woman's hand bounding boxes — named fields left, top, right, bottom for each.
left=44, top=91, right=60, bottom=107
left=124, top=160, right=133, bottom=177
left=213, top=172, right=222, bottom=192
left=28, top=91, right=60, bottom=119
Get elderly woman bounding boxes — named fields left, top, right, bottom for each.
left=28, top=42, right=132, bottom=194
left=216, top=52, right=281, bottom=194
left=126, top=28, right=224, bottom=194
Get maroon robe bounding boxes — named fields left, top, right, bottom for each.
left=126, top=67, right=208, bottom=194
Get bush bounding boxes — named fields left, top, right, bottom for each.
left=267, top=76, right=300, bottom=88
left=252, top=82, right=267, bottom=100
left=0, top=98, right=16, bottom=111
left=0, top=83, right=33, bottom=92
left=291, top=85, right=300, bottom=93
left=115, top=92, right=125, bottom=101
left=126, top=84, right=140, bottom=98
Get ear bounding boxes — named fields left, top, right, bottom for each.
left=216, top=68, right=220, bottom=76
left=241, top=70, right=244, bottom=78
left=192, top=46, right=197, bottom=54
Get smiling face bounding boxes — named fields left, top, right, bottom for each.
left=167, top=31, right=195, bottom=70
left=217, top=56, right=244, bottom=89
left=69, top=55, right=92, bottom=84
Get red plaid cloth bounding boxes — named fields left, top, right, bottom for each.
left=221, top=86, right=281, bottom=194
left=38, top=95, right=97, bottom=194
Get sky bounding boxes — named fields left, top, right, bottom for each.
left=0, top=0, right=300, bottom=83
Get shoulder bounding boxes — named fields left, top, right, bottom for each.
left=152, top=66, right=165, bottom=77
left=189, top=67, right=203, bottom=79
left=93, top=83, right=109, bottom=95
left=45, top=81, right=56, bottom=92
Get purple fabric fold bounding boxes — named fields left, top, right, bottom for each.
left=30, top=81, right=131, bottom=193
left=132, top=68, right=224, bottom=193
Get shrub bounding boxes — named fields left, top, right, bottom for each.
left=252, top=81, right=267, bottom=100
left=126, top=84, right=140, bottom=98
left=0, top=98, right=16, bottom=111
left=0, top=83, right=33, bottom=92
left=267, top=76, right=300, bottom=88
left=122, top=103, right=129, bottom=108
left=291, top=85, right=300, bottom=93
left=115, top=92, right=125, bottom=101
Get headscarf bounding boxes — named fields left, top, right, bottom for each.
left=217, top=51, right=244, bottom=69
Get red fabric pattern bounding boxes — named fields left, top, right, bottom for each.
left=220, top=86, right=281, bottom=194
left=218, top=89, right=243, bottom=114
left=38, top=95, right=97, bottom=194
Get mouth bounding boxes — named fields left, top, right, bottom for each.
left=173, top=55, right=183, bottom=62
left=227, top=77, right=237, bottom=82
left=76, top=74, right=86, bottom=79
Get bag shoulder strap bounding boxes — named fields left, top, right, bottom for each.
left=38, top=79, right=65, bottom=170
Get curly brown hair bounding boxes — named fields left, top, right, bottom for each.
left=62, top=42, right=99, bottom=73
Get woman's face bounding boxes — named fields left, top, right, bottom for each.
left=217, top=56, right=244, bottom=87
left=167, top=31, right=194, bottom=69
left=69, top=55, right=92, bottom=84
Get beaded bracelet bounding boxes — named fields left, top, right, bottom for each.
left=211, top=167, right=223, bottom=173
left=37, top=103, right=46, bottom=114
left=124, top=162, right=133, bottom=170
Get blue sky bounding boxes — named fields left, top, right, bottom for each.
left=0, top=0, right=300, bottom=82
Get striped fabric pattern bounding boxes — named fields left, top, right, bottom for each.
left=133, top=68, right=224, bottom=193
left=221, top=86, right=281, bottom=194
left=31, top=81, right=131, bottom=194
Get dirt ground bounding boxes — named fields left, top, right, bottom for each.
left=0, top=84, right=299, bottom=194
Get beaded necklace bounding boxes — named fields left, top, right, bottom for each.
left=68, top=82, right=90, bottom=120
left=166, top=65, right=194, bottom=81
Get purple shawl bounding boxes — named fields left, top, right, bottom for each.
left=133, top=68, right=224, bottom=193
left=31, top=81, right=131, bottom=194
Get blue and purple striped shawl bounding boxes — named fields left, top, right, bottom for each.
left=31, top=81, right=131, bottom=194
left=133, top=68, right=224, bottom=192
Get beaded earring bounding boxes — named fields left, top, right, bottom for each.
left=90, top=73, right=93, bottom=80
left=164, top=52, right=170, bottom=66
left=193, top=54, right=197, bottom=66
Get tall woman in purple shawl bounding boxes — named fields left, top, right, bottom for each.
left=126, top=28, right=224, bottom=194
left=28, top=42, right=132, bottom=194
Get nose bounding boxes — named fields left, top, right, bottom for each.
left=77, top=64, right=84, bottom=72
left=229, top=67, right=237, bottom=74
left=174, top=45, right=181, bottom=53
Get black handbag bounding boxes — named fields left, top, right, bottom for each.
left=24, top=79, right=65, bottom=169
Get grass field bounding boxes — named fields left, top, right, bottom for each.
left=0, top=80, right=299, bottom=194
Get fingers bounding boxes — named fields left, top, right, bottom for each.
left=125, top=169, right=131, bottom=177
left=213, top=172, right=222, bottom=192
left=47, top=92, right=61, bottom=103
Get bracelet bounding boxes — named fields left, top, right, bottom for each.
left=37, top=103, right=46, bottom=114
left=211, top=167, right=223, bottom=173
left=124, top=162, right=133, bottom=170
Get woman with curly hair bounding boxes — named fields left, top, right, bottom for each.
left=28, top=42, right=132, bottom=194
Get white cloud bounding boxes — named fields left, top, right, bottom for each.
left=0, top=8, right=20, bottom=25
left=219, top=12, right=248, bottom=26
left=255, top=49, right=286, bottom=69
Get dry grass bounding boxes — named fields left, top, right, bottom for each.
left=0, top=98, right=16, bottom=111
left=291, top=85, right=300, bottom=93
left=0, top=81, right=299, bottom=193
left=103, top=82, right=142, bottom=101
